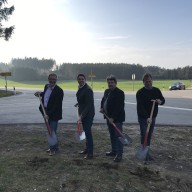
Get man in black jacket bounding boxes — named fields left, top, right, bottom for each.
left=76, top=74, right=95, bottom=160
left=100, top=75, right=125, bottom=162
left=35, top=73, right=64, bottom=156
left=136, top=73, right=165, bottom=161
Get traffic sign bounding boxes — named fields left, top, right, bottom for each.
left=0, top=72, right=12, bottom=76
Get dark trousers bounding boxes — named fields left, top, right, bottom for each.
left=107, top=122, right=123, bottom=156
left=138, top=116, right=156, bottom=146
left=82, top=116, right=94, bottom=155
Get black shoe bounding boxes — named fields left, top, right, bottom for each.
left=79, top=150, right=87, bottom=154
left=84, top=154, right=93, bottom=160
left=145, top=153, right=154, bottom=161
left=106, top=151, right=116, bottom=157
left=113, top=155, right=122, bottom=162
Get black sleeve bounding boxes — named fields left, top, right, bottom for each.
left=111, top=90, right=124, bottom=120
left=136, top=90, right=149, bottom=119
left=47, top=88, right=64, bottom=117
left=81, top=89, right=94, bottom=119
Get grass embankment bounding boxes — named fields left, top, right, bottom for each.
left=0, top=124, right=191, bottom=192
left=0, top=90, right=14, bottom=97
left=0, top=78, right=192, bottom=91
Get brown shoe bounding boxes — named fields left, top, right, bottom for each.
left=84, top=154, right=93, bottom=160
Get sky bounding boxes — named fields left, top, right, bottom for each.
left=0, top=0, right=192, bottom=69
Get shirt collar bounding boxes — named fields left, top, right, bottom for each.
left=48, top=84, right=56, bottom=90
left=79, top=83, right=86, bottom=89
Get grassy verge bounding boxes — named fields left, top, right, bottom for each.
left=1, top=78, right=192, bottom=91
left=0, top=90, right=14, bottom=97
left=0, top=124, right=191, bottom=192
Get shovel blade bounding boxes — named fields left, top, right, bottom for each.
left=118, top=137, right=128, bottom=145
left=118, top=133, right=133, bottom=145
left=48, top=131, right=58, bottom=146
left=135, top=146, right=149, bottom=161
left=75, top=131, right=86, bottom=141
left=123, top=133, right=133, bottom=144
left=79, top=131, right=86, bottom=140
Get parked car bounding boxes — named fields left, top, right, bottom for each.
left=169, top=82, right=186, bottom=90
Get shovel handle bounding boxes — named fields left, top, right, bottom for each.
left=38, top=95, right=52, bottom=135
left=102, top=112, right=125, bottom=139
left=143, top=100, right=156, bottom=146
left=75, top=105, right=83, bottom=133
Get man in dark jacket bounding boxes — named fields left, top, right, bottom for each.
left=136, top=73, right=165, bottom=161
left=76, top=74, right=95, bottom=160
left=35, top=73, right=64, bottom=156
left=100, top=75, right=125, bottom=162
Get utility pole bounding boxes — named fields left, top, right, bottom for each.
left=88, top=69, right=96, bottom=89
left=132, top=73, right=135, bottom=91
left=0, top=72, right=12, bottom=92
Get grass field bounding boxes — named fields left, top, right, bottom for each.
left=0, top=124, right=191, bottom=192
left=0, top=78, right=192, bottom=91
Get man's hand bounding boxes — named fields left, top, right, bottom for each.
left=108, top=117, right=114, bottom=125
left=155, top=99, right=162, bottom=105
left=147, top=118, right=152, bottom=124
left=74, top=103, right=78, bottom=107
left=100, top=108, right=104, bottom=114
left=77, top=115, right=82, bottom=123
left=34, top=92, right=41, bottom=97
left=44, top=115, right=49, bottom=120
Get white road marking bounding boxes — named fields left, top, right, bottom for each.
left=95, top=100, right=192, bottom=111
left=124, top=101, right=192, bottom=111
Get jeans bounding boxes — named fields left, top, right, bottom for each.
left=49, top=120, right=59, bottom=152
left=138, top=116, right=156, bottom=146
left=82, top=116, right=94, bottom=155
left=107, top=122, right=123, bottom=156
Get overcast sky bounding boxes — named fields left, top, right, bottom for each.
left=0, top=0, right=192, bottom=69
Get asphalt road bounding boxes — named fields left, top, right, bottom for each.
left=0, top=89, right=192, bottom=125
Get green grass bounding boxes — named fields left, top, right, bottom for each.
left=0, top=90, right=14, bottom=97
left=0, top=78, right=192, bottom=91
left=0, top=124, right=192, bottom=192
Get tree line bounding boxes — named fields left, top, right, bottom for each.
left=0, top=58, right=192, bottom=81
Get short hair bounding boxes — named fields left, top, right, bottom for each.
left=48, top=73, right=57, bottom=79
left=142, top=73, right=152, bottom=82
left=106, top=74, right=117, bottom=84
left=77, top=73, right=86, bottom=80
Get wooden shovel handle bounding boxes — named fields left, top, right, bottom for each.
left=143, top=100, right=156, bottom=146
left=102, top=112, right=125, bottom=139
left=38, top=95, right=52, bottom=135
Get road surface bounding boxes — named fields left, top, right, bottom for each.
left=0, top=88, right=192, bottom=125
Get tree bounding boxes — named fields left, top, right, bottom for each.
left=0, top=0, right=14, bottom=40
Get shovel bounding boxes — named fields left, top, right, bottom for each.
left=38, top=95, right=57, bottom=146
left=74, top=106, right=86, bottom=141
left=136, top=100, right=156, bottom=160
left=102, top=112, right=132, bottom=145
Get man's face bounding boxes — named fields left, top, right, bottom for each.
left=48, top=75, right=57, bottom=87
left=143, top=77, right=152, bottom=89
left=107, top=80, right=116, bottom=90
left=77, top=76, right=86, bottom=87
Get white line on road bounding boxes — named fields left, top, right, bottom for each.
left=96, top=99, right=192, bottom=111
left=124, top=101, right=192, bottom=111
